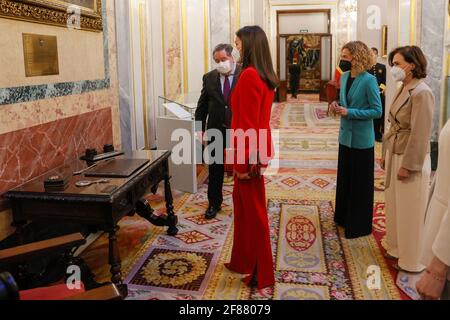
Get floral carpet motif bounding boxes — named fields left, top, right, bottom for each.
left=272, top=200, right=353, bottom=299
left=125, top=247, right=217, bottom=295
left=305, top=104, right=342, bottom=128
left=81, top=99, right=405, bottom=300
left=274, top=283, right=331, bottom=300
left=276, top=204, right=326, bottom=273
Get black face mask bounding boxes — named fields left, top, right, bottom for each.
left=339, top=60, right=352, bottom=72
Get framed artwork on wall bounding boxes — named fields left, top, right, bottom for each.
left=0, top=0, right=103, bottom=32
left=286, top=35, right=322, bottom=92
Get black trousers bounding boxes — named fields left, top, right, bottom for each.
left=374, top=93, right=386, bottom=140
left=206, top=128, right=226, bottom=208
left=290, top=76, right=300, bottom=96
left=334, top=144, right=375, bottom=239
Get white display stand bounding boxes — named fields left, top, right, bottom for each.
left=156, top=93, right=203, bottom=194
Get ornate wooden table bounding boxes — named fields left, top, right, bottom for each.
left=5, top=150, right=179, bottom=285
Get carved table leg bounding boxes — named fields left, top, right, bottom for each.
left=164, top=176, right=178, bottom=236
left=136, top=196, right=178, bottom=235
left=135, top=176, right=178, bottom=236
left=108, top=227, right=122, bottom=285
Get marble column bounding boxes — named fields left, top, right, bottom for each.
left=447, top=77, right=450, bottom=121
left=209, top=0, right=231, bottom=67
left=163, top=0, right=183, bottom=97
left=420, top=0, right=447, bottom=141
left=230, top=0, right=240, bottom=40
left=115, top=0, right=134, bottom=153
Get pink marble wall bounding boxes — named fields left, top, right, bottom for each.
left=0, top=108, right=113, bottom=198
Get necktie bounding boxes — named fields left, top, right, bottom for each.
left=223, top=76, right=231, bottom=103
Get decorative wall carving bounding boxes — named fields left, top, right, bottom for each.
left=0, top=0, right=103, bottom=32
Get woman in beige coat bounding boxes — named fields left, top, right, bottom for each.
left=382, top=46, right=434, bottom=273
left=416, top=119, right=450, bottom=300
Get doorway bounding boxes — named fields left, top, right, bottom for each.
left=276, top=10, right=333, bottom=103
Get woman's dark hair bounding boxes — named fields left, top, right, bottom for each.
left=236, top=26, right=279, bottom=89
left=388, top=46, right=428, bottom=79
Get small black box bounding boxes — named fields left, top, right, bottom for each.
left=44, top=175, right=69, bottom=192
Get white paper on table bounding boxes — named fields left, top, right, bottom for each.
left=163, top=102, right=192, bottom=120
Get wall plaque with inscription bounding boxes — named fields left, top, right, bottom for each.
left=23, top=34, right=60, bottom=77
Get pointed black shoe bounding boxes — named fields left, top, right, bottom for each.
left=205, top=206, right=221, bottom=220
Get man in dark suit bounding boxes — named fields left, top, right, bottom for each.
left=195, top=44, right=241, bottom=220
left=370, top=47, right=387, bottom=142
left=288, top=57, right=302, bottom=98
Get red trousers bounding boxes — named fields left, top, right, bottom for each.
left=226, top=176, right=275, bottom=289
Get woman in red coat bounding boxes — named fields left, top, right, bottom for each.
left=224, top=26, right=279, bottom=290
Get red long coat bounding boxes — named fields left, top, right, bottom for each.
left=231, top=67, right=274, bottom=173
left=226, top=66, right=275, bottom=289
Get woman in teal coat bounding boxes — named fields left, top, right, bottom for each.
left=329, top=41, right=382, bottom=239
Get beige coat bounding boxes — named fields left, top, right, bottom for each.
left=422, top=120, right=450, bottom=280
left=383, top=78, right=435, bottom=188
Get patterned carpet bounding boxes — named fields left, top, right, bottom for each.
left=80, top=94, right=406, bottom=300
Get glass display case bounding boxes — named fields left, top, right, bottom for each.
left=156, top=92, right=203, bottom=194
left=158, top=92, right=201, bottom=120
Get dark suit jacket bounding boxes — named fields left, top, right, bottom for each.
left=195, top=66, right=241, bottom=131
left=369, top=63, right=387, bottom=93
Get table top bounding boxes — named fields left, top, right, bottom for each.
left=6, top=150, right=170, bottom=199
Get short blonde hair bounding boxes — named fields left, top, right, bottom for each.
left=343, top=41, right=376, bottom=75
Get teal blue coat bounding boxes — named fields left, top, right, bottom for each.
left=339, top=71, right=383, bottom=149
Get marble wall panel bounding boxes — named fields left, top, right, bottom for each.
left=0, top=107, right=113, bottom=209
left=421, top=0, right=447, bottom=141
left=162, top=0, right=183, bottom=97
left=209, top=0, right=231, bottom=67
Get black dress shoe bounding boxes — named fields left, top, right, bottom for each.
left=205, top=206, right=221, bottom=220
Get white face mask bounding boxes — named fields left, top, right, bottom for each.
left=391, top=66, right=406, bottom=82
left=232, top=47, right=241, bottom=62
left=216, top=60, right=233, bottom=75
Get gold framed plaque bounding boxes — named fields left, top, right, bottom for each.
left=23, top=33, right=59, bottom=77
left=0, top=0, right=103, bottom=32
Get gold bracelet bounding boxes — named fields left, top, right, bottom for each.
left=426, top=269, right=447, bottom=282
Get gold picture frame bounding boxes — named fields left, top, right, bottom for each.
left=381, top=25, right=388, bottom=58
left=0, top=0, right=103, bottom=32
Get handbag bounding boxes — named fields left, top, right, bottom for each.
left=248, top=153, right=262, bottom=179
left=225, top=149, right=263, bottom=179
